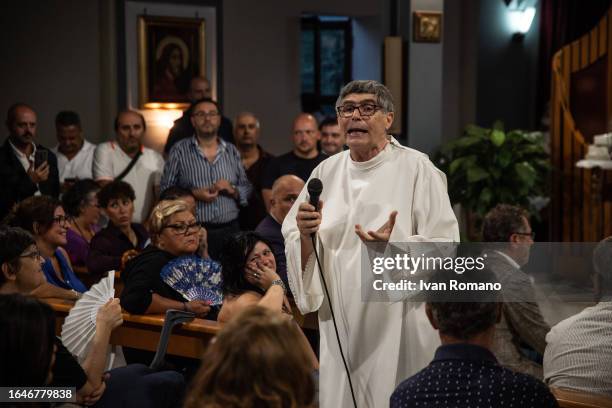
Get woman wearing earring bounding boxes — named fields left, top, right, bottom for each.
left=62, top=179, right=101, bottom=274
left=3, top=195, right=87, bottom=295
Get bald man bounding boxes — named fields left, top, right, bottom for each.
left=164, top=76, right=233, bottom=154
left=256, top=174, right=305, bottom=292
left=0, top=103, right=60, bottom=219
left=235, top=112, right=275, bottom=230
left=261, top=113, right=326, bottom=207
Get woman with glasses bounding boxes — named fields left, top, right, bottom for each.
left=87, top=181, right=149, bottom=280
left=4, top=195, right=87, bottom=295
left=120, top=199, right=212, bottom=317
left=62, top=179, right=101, bottom=275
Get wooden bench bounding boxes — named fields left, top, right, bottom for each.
left=46, top=298, right=318, bottom=359
left=551, top=387, right=612, bottom=408
left=47, top=298, right=220, bottom=359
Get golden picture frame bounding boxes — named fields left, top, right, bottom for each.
left=413, top=11, right=442, bottom=43
left=138, top=15, right=206, bottom=109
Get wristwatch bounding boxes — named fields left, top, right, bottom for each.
left=270, top=279, right=286, bottom=294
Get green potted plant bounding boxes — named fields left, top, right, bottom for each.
left=434, top=121, right=550, bottom=239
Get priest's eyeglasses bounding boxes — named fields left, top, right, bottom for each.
left=336, top=103, right=381, bottom=118
left=164, top=222, right=201, bottom=236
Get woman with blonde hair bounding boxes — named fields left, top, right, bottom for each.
left=120, top=199, right=213, bottom=316
left=184, top=306, right=316, bottom=408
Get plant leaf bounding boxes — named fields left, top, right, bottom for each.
left=467, top=166, right=489, bottom=183
left=497, top=150, right=512, bottom=168
left=464, top=124, right=487, bottom=138
left=490, top=129, right=506, bottom=146
left=449, top=157, right=466, bottom=175
left=454, top=136, right=482, bottom=148
left=479, top=188, right=493, bottom=206
left=514, top=162, right=536, bottom=188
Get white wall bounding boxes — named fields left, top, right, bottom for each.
left=0, top=0, right=104, bottom=148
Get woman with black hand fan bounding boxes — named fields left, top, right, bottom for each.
left=120, top=199, right=217, bottom=318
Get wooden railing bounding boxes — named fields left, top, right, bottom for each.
left=551, top=387, right=612, bottom=408
left=550, top=7, right=612, bottom=242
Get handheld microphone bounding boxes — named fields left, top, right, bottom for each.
left=307, top=178, right=323, bottom=212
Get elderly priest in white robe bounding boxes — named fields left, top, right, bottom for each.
left=282, top=80, right=459, bottom=408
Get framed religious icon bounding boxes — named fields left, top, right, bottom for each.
left=138, top=15, right=206, bottom=108
left=413, top=11, right=442, bottom=43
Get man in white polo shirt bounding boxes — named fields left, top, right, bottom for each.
left=51, top=111, right=96, bottom=192
left=93, top=110, right=164, bottom=222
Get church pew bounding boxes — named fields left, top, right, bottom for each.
left=46, top=298, right=219, bottom=359
left=551, top=387, right=612, bottom=408
left=45, top=297, right=318, bottom=359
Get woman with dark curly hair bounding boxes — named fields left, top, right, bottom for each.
left=62, top=179, right=100, bottom=274
left=87, top=180, right=149, bottom=279
left=184, top=306, right=316, bottom=408
left=217, top=232, right=318, bottom=370
left=217, top=231, right=291, bottom=323
left=4, top=195, right=87, bottom=295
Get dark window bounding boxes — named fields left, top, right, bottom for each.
left=300, top=16, right=352, bottom=116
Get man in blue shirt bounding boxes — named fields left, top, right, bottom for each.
left=161, top=98, right=251, bottom=260
left=390, top=268, right=559, bottom=408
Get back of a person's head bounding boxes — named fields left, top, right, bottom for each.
left=426, top=268, right=500, bottom=341
left=482, top=203, right=528, bottom=242
left=0, top=293, right=56, bottom=386
left=184, top=307, right=315, bottom=408
left=593, top=236, right=612, bottom=294
left=159, top=186, right=195, bottom=202
left=2, top=195, right=60, bottom=235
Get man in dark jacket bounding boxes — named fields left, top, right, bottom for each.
left=0, top=103, right=60, bottom=219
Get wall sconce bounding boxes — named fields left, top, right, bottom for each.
left=504, top=0, right=536, bottom=41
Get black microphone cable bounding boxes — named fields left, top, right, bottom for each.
left=310, top=232, right=358, bottom=408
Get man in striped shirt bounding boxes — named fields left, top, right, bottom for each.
left=543, top=236, right=612, bottom=397
left=160, top=98, right=251, bottom=260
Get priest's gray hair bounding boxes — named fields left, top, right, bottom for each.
left=336, top=80, right=395, bottom=113
left=593, top=236, right=612, bottom=285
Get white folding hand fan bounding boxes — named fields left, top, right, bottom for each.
left=61, top=272, right=115, bottom=360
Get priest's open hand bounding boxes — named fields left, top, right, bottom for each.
left=355, top=210, right=398, bottom=242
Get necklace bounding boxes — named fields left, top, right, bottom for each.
left=72, top=219, right=92, bottom=243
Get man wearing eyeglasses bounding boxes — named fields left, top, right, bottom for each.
left=160, top=98, right=252, bottom=260
left=261, top=113, right=327, bottom=209
left=283, top=80, right=459, bottom=407
left=482, top=204, right=549, bottom=379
